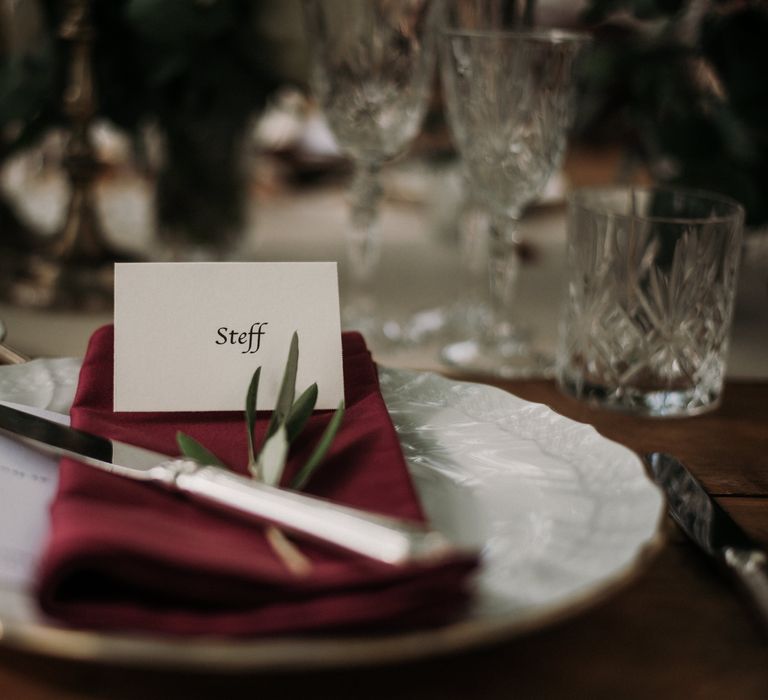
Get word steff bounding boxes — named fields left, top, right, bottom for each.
left=216, top=323, right=269, bottom=354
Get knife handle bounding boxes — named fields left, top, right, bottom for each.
left=167, top=460, right=456, bottom=566
left=723, top=548, right=768, bottom=632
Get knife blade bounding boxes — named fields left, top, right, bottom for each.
left=0, top=403, right=460, bottom=566
left=646, top=452, right=768, bottom=631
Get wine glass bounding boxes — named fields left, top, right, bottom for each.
left=439, top=28, right=587, bottom=377
left=302, top=0, right=437, bottom=344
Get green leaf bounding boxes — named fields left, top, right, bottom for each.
left=285, top=383, right=318, bottom=443
left=264, top=331, right=299, bottom=441
left=290, top=401, right=345, bottom=491
left=245, top=366, right=261, bottom=471
left=257, top=424, right=289, bottom=486
left=176, top=431, right=227, bottom=467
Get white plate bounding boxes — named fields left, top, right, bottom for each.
left=0, top=363, right=664, bottom=670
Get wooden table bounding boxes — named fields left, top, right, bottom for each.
left=1, top=379, right=766, bottom=699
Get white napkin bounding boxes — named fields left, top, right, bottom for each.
left=0, top=401, right=68, bottom=586
left=0, top=360, right=80, bottom=586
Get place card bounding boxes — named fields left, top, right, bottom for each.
left=114, top=262, right=344, bottom=412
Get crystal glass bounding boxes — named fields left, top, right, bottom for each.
left=556, top=186, right=744, bottom=417
left=303, top=0, right=437, bottom=343
left=439, top=28, right=587, bottom=376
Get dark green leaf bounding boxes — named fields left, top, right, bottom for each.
left=264, top=331, right=299, bottom=441
left=285, top=383, right=318, bottom=443
left=176, top=431, right=227, bottom=467
left=245, top=366, right=261, bottom=470
left=290, top=401, right=345, bottom=491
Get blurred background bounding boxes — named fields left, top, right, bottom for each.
left=0, top=0, right=766, bottom=372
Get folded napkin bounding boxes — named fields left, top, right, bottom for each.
left=36, top=326, right=477, bottom=636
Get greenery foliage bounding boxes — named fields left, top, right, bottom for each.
left=177, top=332, right=345, bottom=492
left=579, top=0, right=768, bottom=226
left=0, top=0, right=279, bottom=244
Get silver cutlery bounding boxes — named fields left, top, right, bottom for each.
left=0, top=403, right=463, bottom=566
left=646, top=452, right=768, bottom=631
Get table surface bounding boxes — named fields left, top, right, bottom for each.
left=0, top=378, right=766, bottom=700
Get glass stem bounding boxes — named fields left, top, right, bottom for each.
left=459, top=193, right=490, bottom=302
left=487, top=213, right=521, bottom=341
left=348, top=160, right=383, bottom=288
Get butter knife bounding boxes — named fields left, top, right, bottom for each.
left=0, top=403, right=460, bottom=566
left=646, top=452, right=768, bottom=630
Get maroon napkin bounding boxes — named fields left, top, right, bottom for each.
left=36, top=326, right=477, bottom=636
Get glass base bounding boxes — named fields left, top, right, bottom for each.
left=440, top=337, right=553, bottom=378
left=400, top=306, right=450, bottom=345
left=341, top=301, right=409, bottom=351
left=557, top=372, right=721, bottom=418
left=393, top=300, right=493, bottom=347
left=343, top=302, right=463, bottom=350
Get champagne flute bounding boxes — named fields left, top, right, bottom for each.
left=302, top=0, right=437, bottom=344
left=439, top=28, right=587, bottom=376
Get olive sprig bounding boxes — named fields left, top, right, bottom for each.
left=176, top=332, right=345, bottom=574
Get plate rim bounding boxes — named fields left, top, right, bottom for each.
left=0, top=366, right=666, bottom=670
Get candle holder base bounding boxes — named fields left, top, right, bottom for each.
left=0, top=238, right=138, bottom=312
